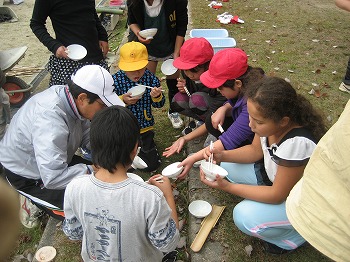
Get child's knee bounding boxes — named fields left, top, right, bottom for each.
left=233, top=201, right=257, bottom=235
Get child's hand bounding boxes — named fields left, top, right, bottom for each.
left=163, top=137, right=186, bottom=157
left=199, top=168, right=229, bottom=190
left=211, top=108, right=226, bottom=130
left=123, top=92, right=140, bottom=105
left=148, top=174, right=173, bottom=196
left=176, top=78, right=186, bottom=93
left=203, top=144, right=222, bottom=164
left=176, top=157, right=194, bottom=180
left=150, top=86, right=163, bottom=98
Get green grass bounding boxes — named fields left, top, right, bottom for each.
left=184, top=0, right=348, bottom=260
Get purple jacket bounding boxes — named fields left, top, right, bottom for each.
left=219, top=96, right=254, bottom=150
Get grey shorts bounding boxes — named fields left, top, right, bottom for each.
left=148, top=53, right=173, bottom=62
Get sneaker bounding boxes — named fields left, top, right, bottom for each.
left=181, top=120, right=204, bottom=136
left=181, top=120, right=196, bottom=135
left=339, top=82, right=350, bottom=94
left=261, top=240, right=293, bottom=255
left=203, top=133, right=218, bottom=148
left=19, top=195, right=42, bottom=228
left=162, top=250, right=178, bottom=262
left=168, top=112, right=183, bottom=129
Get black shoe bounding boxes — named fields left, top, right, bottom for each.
left=162, top=250, right=178, bottom=262
left=262, top=240, right=293, bottom=255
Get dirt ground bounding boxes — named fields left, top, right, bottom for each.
left=1, top=0, right=117, bottom=94
left=1, top=0, right=53, bottom=86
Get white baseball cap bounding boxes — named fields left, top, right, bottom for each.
left=71, top=65, right=125, bottom=107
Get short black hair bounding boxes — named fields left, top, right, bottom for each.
left=67, top=79, right=99, bottom=104
left=90, top=106, right=140, bottom=173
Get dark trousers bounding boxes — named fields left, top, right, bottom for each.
left=205, top=115, right=234, bottom=139
left=166, top=79, right=178, bottom=113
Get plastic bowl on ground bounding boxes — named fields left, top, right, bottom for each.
left=66, top=44, right=87, bottom=61
left=128, top=85, right=146, bottom=98
left=160, top=59, right=178, bottom=76
left=200, top=161, right=228, bottom=181
left=188, top=200, right=212, bottom=218
left=138, top=28, right=158, bottom=40
left=35, top=246, right=57, bottom=262
left=161, top=162, right=184, bottom=179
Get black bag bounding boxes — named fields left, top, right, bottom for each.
left=138, top=131, right=161, bottom=172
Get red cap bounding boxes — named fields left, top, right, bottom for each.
left=173, top=38, right=214, bottom=70
left=200, top=48, right=248, bottom=88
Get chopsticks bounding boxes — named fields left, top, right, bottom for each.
left=183, top=86, right=191, bottom=97
left=208, top=141, right=214, bottom=171
left=146, top=175, right=164, bottom=184
left=217, top=123, right=224, bottom=133
left=136, top=84, right=165, bottom=92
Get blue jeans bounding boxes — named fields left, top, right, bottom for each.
left=221, top=162, right=306, bottom=250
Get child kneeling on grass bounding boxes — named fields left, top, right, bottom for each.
left=112, top=41, right=165, bottom=172
left=63, top=106, right=179, bottom=261
left=200, top=77, right=327, bottom=254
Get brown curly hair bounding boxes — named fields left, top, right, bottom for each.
left=246, top=77, right=327, bottom=142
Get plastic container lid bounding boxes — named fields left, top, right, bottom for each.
left=189, top=29, right=229, bottom=38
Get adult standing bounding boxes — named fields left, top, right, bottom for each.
left=127, top=0, right=188, bottom=128
left=0, top=65, right=124, bottom=225
left=30, top=0, right=110, bottom=86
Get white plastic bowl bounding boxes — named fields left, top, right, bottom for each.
left=188, top=200, right=212, bottom=218
left=35, top=246, right=57, bottom=262
left=200, top=161, right=228, bottom=181
left=127, top=173, right=144, bottom=182
left=139, top=28, right=158, bottom=40
left=66, top=44, right=87, bottom=61
left=128, top=85, right=146, bottom=97
left=161, top=162, right=184, bottom=179
left=161, top=59, right=178, bottom=76
left=131, top=155, right=148, bottom=169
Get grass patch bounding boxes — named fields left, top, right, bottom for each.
left=186, top=0, right=348, bottom=260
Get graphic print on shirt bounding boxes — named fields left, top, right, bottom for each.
left=84, top=207, right=122, bottom=261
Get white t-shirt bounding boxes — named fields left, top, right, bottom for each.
left=261, top=128, right=317, bottom=182
left=63, top=174, right=179, bottom=261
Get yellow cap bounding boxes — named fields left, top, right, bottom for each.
left=118, top=42, right=149, bottom=71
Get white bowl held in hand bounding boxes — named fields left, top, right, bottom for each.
left=200, top=161, right=228, bottom=182
left=161, top=162, right=184, bottom=179
left=127, top=173, right=144, bottom=182
left=139, top=28, right=158, bottom=40
left=131, top=155, right=148, bottom=169
left=161, top=59, right=178, bottom=76
left=66, top=44, right=87, bottom=61
left=188, top=200, right=212, bottom=218
left=128, top=85, right=146, bottom=98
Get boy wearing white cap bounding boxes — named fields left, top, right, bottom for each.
left=112, top=41, right=165, bottom=172
left=0, top=65, right=124, bottom=225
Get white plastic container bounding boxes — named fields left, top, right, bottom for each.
left=206, top=37, right=237, bottom=53
left=190, top=29, right=229, bottom=38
